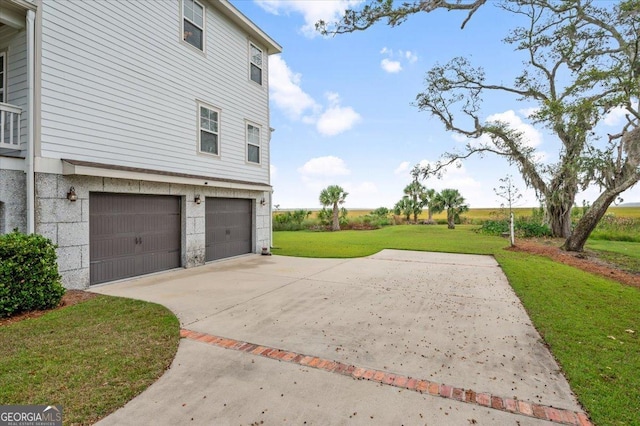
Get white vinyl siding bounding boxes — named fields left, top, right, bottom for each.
left=246, top=122, right=260, bottom=164
left=39, top=0, right=270, bottom=184
left=0, top=25, right=28, bottom=151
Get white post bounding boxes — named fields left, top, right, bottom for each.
left=510, top=211, right=515, bottom=247
left=26, top=9, right=35, bottom=234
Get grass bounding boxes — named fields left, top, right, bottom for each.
left=586, top=240, right=640, bottom=275
left=274, top=226, right=640, bottom=426
left=272, top=225, right=507, bottom=257
left=0, top=295, right=180, bottom=425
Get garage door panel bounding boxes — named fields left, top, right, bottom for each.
left=90, top=193, right=181, bottom=285
left=205, top=197, right=252, bottom=261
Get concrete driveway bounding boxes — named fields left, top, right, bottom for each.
left=92, top=250, right=590, bottom=425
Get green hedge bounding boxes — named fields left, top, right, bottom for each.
left=0, top=231, right=65, bottom=318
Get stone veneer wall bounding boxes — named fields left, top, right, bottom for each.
left=34, top=173, right=271, bottom=289
left=0, top=169, right=27, bottom=234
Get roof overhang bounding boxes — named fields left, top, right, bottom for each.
left=62, top=159, right=272, bottom=192
left=210, top=0, right=282, bottom=55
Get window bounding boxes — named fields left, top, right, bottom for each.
left=0, top=52, right=6, bottom=103
left=247, top=123, right=260, bottom=163
left=199, top=105, right=219, bottom=155
left=249, top=43, right=263, bottom=85
left=183, top=0, right=204, bottom=51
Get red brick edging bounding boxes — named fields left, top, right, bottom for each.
left=180, top=329, right=592, bottom=426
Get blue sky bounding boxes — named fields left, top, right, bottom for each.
left=234, top=0, right=640, bottom=209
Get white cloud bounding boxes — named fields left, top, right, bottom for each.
left=298, top=156, right=351, bottom=177
left=316, top=93, right=361, bottom=136
left=486, top=110, right=543, bottom=148
left=603, top=103, right=638, bottom=126
left=269, top=55, right=318, bottom=120
left=518, top=107, right=539, bottom=118
left=270, top=164, right=278, bottom=179
left=256, top=0, right=362, bottom=37
left=317, top=106, right=362, bottom=136
left=269, top=58, right=360, bottom=136
left=394, top=161, right=410, bottom=175
left=379, top=48, right=417, bottom=73
left=381, top=58, right=402, bottom=73
left=403, top=50, right=418, bottom=63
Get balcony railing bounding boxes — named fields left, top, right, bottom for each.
left=0, top=102, right=22, bottom=150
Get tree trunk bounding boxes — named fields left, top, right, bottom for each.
left=447, top=212, right=455, bottom=229
left=332, top=204, right=340, bottom=231
left=562, top=192, right=621, bottom=252
left=546, top=201, right=572, bottom=238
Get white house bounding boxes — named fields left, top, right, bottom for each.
left=0, top=0, right=281, bottom=288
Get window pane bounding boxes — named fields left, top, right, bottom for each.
left=250, top=64, right=262, bottom=85
left=248, top=125, right=260, bottom=144
left=251, top=45, right=262, bottom=66
left=184, top=20, right=203, bottom=50
left=193, top=3, right=204, bottom=27
left=248, top=144, right=260, bottom=163
left=184, top=0, right=193, bottom=20
left=201, top=131, right=218, bottom=155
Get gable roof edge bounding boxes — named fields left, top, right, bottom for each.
left=211, top=0, right=282, bottom=55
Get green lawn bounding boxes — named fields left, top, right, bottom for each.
left=0, top=295, right=180, bottom=425
left=586, top=240, right=640, bottom=275
left=274, top=226, right=640, bottom=426
left=272, top=224, right=507, bottom=257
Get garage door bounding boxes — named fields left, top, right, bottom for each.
left=205, top=198, right=252, bottom=261
left=90, top=193, right=181, bottom=285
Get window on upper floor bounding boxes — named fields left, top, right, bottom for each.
left=246, top=123, right=260, bottom=164
left=199, top=104, right=219, bottom=156
left=0, top=52, right=6, bottom=103
left=183, top=0, right=204, bottom=51
left=249, top=43, right=263, bottom=85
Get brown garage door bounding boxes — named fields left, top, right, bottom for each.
left=90, top=193, right=181, bottom=285
left=205, top=198, right=252, bottom=261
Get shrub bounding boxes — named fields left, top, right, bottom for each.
left=477, top=217, right=551, bottom=238
left=370, top=207, right=390, bottom=218
left=273, top=210, right=312, bottom=231
left=590, top=215, right=640, bottom=242
left=0, top=231, right=65, bottom=318
left=342, top=214, right=393, bottom=230
left=478, top=219, right=510, bottom=235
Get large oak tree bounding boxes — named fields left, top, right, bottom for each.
left=318, top=0, right=640, bottom=252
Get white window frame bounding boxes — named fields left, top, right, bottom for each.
left=249, top=42, right=263, bottom=86
left=246, top=121, right=261, bottom=165
left=181, top=0, right=206, bottom=53
left=0, top=51, right=6, bottom=103
left=198, top=102, right=220, bottom=157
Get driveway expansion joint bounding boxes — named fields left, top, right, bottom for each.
left=180, top=328, right=592, bottom=426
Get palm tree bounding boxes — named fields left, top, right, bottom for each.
left=319, top=185, right=348, bottom=231
left=420, top=188, right=437, bottom=223
left=433, top=189, right=469, bottom=229
left=403, top=181, right=427, bottom=223
left=393, top=197, right=415, bottom=222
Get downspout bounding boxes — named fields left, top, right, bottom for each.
left=26, top=9, right=35, bottom=234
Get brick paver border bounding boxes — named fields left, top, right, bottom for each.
left=180, top=329, right=592, bottom=426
